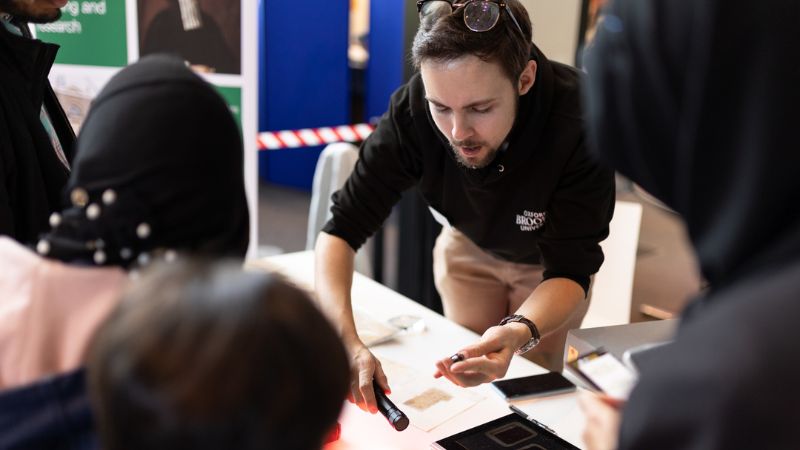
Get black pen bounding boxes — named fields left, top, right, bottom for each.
left=508, top=404, right=558, bottom=435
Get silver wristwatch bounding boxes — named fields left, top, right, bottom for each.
left=499, top=314, right=541, bottom=355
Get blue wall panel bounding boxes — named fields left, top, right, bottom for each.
left=366, top=0, right=406, bottom=121
left=259, top=0, right=350, bottom=190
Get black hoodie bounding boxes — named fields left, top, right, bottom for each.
left=324, top=45, right=615, bottom=294
left=585, top=0, right=800, bottom=448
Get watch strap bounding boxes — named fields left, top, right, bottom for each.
left=499, top=314, right=541, bottom=355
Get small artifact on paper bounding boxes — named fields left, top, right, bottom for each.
left=377, top=357, right=485, bottom=432
left=404, top=388, right=453, bottom=411
left=392, top=380, right=484, bottom=432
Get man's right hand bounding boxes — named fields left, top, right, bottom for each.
left=347, top=341, right=390, bottom=414
left=315, top=233, right=391, bottom=413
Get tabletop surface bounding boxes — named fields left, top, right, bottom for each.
left=253, top=251, right=588, bottom=449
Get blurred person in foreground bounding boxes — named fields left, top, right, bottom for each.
left=88, top=261, right=350, bottom=450
left=0, top=54, right=248, bottom=448
left=579, top=0, right=800, bottom=449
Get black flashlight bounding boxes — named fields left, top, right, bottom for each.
left=373, top=380, right=409, bottom=431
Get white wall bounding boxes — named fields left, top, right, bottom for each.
left=520, top=0, right=582, bottom=66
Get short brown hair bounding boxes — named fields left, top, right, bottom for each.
left=411, top=0, right=533, bottom=82
left=88, top=260, right=349, bottom=450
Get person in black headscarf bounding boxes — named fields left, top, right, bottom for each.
left=41, top=51, right=249, bottom=266
left=578, top=1, right=800, bottom=449
left=0, top=53, right=248, bottom=448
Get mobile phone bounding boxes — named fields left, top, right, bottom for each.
left=566, top=348, right=637, bottom=400
left=565, top=349, right=607, bottom=392
left=491, top=372, right=576, bottom=400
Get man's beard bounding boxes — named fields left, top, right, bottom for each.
left=0, top=0, right=62, bottom=23
left=449, top=139, right=499, bottom=169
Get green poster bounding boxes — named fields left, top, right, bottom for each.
left=36, top=1, right=127, bottom=67
left=215, top=86, right=242, bottom=131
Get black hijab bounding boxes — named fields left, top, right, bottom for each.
left=583, top=0, right=800, bottom=292
left=37, top=54, right=249, bottom=266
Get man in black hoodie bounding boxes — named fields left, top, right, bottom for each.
left=579, top=1, right=800, bottom=449
left=315, top=0, right=615, bottom=414
left=0, top=0, right=75, bottom=244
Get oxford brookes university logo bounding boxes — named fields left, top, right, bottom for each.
left=516, top=210, right=546, bottom=231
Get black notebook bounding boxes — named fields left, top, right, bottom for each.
left=432, top=413, right=579, bottom=450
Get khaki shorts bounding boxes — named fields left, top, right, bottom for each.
left=433, top=227, right=589, bottom=371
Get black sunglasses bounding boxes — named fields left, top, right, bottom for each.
left=416, top=0, right=524, bottom=36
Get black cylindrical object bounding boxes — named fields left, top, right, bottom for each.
left=373, top=380, right=409, bottom=431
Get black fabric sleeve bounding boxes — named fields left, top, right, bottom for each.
left=537, top=136, right=615, bottom=295
left=0, top=169, right=12, bottom=238
left=0, top=111, right=15, bottom=238
left=321, top=86, right=422, bottom=251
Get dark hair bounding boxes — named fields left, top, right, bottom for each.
left=87, top=260, right=349, bottom=450
left=411, top=0, right=533, bottom=82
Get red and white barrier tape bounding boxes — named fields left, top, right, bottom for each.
left=257, top=123, right=374, bottom=150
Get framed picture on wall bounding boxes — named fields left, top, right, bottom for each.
left=138, top=0, right=241, bottom=75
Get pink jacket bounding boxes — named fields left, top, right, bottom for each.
left=0, top=237, right=128, bottom=390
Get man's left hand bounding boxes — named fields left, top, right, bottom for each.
left=433, top=325, right=524, bottom=387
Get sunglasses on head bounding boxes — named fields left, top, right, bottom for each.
left=416, top=0, right=524, bottom=36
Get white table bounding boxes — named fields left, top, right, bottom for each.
left=254, top=251, right=587, bottom=449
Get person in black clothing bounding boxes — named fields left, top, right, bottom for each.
left=315, top=0, right=615, bottom=414
left=579, top=1, right=800, bottom=449
left=0, top=0, right=76, bottom=244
